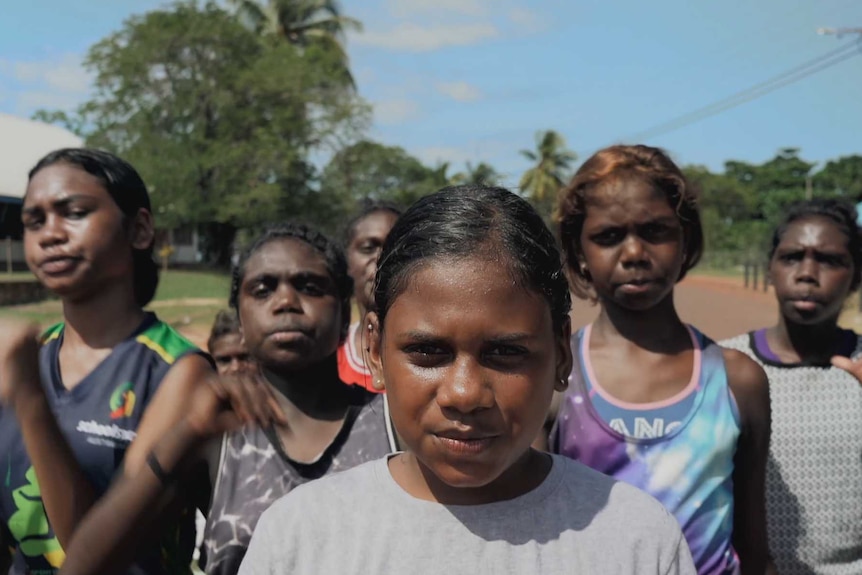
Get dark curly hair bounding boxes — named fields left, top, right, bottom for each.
left=770, top=198, right=862, bottom=292
left=556, top=144, right=703, bottom=299
left=374, top=185, right=571, bottom=332
left=229, top=222, right=353, bottom=342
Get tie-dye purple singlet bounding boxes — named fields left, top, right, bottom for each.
left=551, top=324, right=741, bottom=575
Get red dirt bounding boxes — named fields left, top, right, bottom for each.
left=570, top=274, right=779, bottom=341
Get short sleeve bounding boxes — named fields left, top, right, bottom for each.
left=237, top=505, right=284, bottom=575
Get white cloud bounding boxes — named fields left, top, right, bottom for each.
left=436, top=81, right=483, bottom=102
left=386, top=0, right=490, bottom=17
left=355, top=22, right=499, bottom=52
left=0, top=53, right=91, bottom=113
left=11, top=54, right=91, bottom=95
left=14, top=90, right=85, bottom=111
left=507, top=8, right=547, bottom=34
left=374, top=98, right=421, bottom=125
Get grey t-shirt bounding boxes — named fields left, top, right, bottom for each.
left=239, top=454, right=696, bottom=575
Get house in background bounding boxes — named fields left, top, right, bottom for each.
left=0, top=113, right=200, bottom=270
left=0, top=113, right=83, bottom=271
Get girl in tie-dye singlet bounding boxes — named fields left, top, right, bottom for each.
left=550, top=145, right=774, bottom=574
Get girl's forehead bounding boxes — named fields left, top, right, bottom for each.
left=780, top=216, right=849, bottom=247
left=586, top=177, right=666, bottom=207
left=25, top=163, right=110, bottom=205
left=244, top=237, right=330, bottom=275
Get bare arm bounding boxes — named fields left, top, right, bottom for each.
left=723, top=348, right=777, bottom=575
left=0, top=321, right=213, bottom=548
left=59, top=371, right=285, bottom=575
left=38, top=353, right=210, bottom=547
left=59, top=421, right=207, bottom=575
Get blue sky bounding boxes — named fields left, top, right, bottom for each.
left=1, top=0, right=860, bottom=186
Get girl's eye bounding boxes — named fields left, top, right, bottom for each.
left=67, top=209, right=88, bottom=219
left=298, top=281, right=325, bottom=296
left=250, top=282, right=272, bottom=298
left=779, top=252, right=802, bottom=263
left=358, top=242, right=380, bottom=255
left=487, top=345, right=527, bottom=357
left=404, top=344, right=446, bottom=357
left=22, top=218, right=42, bottom=231
left=403, top=344, right=449, bottom=367
left=591, top=229, right=624, bottom=246
left=820, top=255, right=848, bottom=268
left=485, top=345, right=529, bottom=366
left=639, top=223, right=675, bottom=242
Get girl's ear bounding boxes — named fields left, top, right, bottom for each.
left=365, top=311, right=385, bottom=391
left=554, top=317, right=573, bottom=391
left=130, top=208, right=155, bottom=251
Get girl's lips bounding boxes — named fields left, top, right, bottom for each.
left=40, top=256, right=81, bottom=275
left=618, top=280, right=654, bottom=295
left=436, top=435, right=496, bottom=454
left=791, top=299, right=819, bottom=312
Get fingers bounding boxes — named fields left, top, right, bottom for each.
left=830, top=355, right=852, bottom=370
left=830, top=355, right=862, bottom=386
left=217, top=373, right=286, bottom=429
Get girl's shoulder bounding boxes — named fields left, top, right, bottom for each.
left=134, top=314, right=202, bottom=366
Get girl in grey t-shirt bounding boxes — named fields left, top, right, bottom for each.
left=240, top=186, right=696, bottom=575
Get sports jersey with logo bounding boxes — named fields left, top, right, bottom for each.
left=0, top=313, right=200, bottom=575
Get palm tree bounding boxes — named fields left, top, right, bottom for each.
left=518, top=130, right=577, bottom=202
left=229, top=0, right=362, bottom=87
left=452, top=162, right=501, bottom=186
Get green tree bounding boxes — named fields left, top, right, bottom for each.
left=452, top=162, right=501, bottom=186
left=229, top=0, right=361, bottom=87
left=814, top=155, right=862, bottom=201
left=318, top=139, right=440, bottom=229
left=519, top=130, right=576, bottom=202
left=53, top=1, right=366, bottom=265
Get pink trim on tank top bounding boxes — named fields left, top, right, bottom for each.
left=581, top=323, right=702, bottom=411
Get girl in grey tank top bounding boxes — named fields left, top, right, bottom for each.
left=722, top=199, right=862, bottom=574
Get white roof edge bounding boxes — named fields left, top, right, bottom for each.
left=0, top=113, right=85, bottom=200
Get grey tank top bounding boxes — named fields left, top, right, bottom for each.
left=200, top=393, right=395, bottom=575
left=722, top=332, right=862, bottom=575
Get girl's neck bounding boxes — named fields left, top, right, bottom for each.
left=593, top=293, right=689, bottom=350
left=60, top=285, right=146, bottom=350
left=393, top=448, right=552, bottom=506
left=768, top=315, right=844, bottom=364
left=262, top=355, right=355, bottom=421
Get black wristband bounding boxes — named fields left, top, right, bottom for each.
left=146, top=451, right=177, bottom=486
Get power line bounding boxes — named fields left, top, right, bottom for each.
left=623, top=39, right=861, bottom=143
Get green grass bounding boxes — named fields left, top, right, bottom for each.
left=0, top=270, right=232, bottom=341
left=152, top=269, right=231, bottom=302
left=0, top=272, right=40, bottom=282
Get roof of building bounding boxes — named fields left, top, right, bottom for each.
left=0, top=113, right=84, bottom=201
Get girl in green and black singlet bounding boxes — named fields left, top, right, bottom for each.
left=0, top=148, right=213, bottom=575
